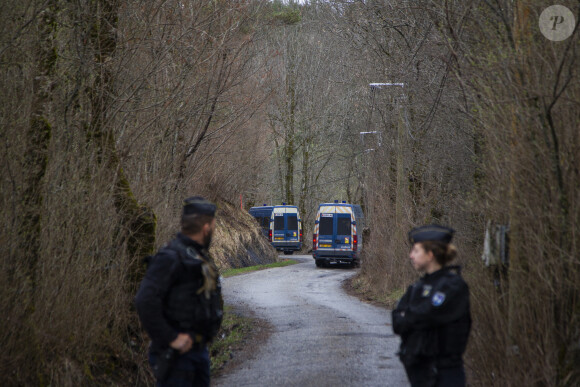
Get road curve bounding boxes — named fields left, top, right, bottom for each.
left=214, top=255, right=409, bottom=387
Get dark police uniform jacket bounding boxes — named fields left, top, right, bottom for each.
left=392, top=266, right=471, bottom=369
left=135, top=233, right=223, bottom=353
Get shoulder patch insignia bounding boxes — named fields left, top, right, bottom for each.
left=432, top=291, right=446, bottom=307
left=421, top=285, right=432, bottom=297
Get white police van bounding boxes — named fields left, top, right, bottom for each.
left=249, top=204, right=302, bottom=255
left=312, top=201, right=365, bottom=267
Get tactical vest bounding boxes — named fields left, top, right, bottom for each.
left=162, top=239, right=223, bottom=341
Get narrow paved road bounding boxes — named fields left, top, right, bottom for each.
left=214, top=255, right=408, bottom=387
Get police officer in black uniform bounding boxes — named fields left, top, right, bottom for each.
left=392, top=225, right=471, bottom=387
left=135, top=196, right=223, bottom=387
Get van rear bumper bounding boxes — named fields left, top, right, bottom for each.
left=313, top=252, right=358, bottom=266
left=318, top=257, right=356, bottom=265
left=272, top=242, right=302, bottom=251
left=313, top=250, right=355, bottom=259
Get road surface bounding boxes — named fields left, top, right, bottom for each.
left=214, top=255, right=408, bottom=387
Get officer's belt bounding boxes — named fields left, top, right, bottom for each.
left=190, top=333, right=207, bottom=350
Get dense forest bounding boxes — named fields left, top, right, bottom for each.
left=1, top=0, right=579, bottom=385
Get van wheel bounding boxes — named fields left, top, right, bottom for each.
left=283, top=251, right=294, bottom=255
left=315, top=259, right=324, bottom=268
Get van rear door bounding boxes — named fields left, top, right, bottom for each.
left=273, top=212, right=285, bottom=242
left=335, top=213, right=352, bottom=251
left=286, top=213, right=299, bottom=242
left=273, top=210, right=299, bottom=242
left=318, top=213, right=335, bottom=253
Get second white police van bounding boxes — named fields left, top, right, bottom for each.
left=312, top=200, right=365, bottom=267
left=249, top=204, right=302, bottom=255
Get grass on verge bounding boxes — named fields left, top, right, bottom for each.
left=348, top=275, right=405, bottom=309
left=210, top=305, right=252, bottom=374
left=220, top=259, right=298, bottom=278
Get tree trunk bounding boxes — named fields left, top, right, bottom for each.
left=395, top=99, right=406, bottom=244
left=87, top=0, right=156, bottom=288
left=284, top=75, right=296, bottom=204
left=299, top=131, right=310, bottom=233
left=18, top=0, right=57, bottom=301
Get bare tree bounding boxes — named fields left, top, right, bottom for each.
left=335, top=0, right=580, bottom=384
left=256, top=2, right=369, bottom=242
left=0, top=0, right=277, bottom=384
left=424, top=1, right=580, bottom=384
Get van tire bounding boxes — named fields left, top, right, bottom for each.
left=315, top=259, right=324, bottom=268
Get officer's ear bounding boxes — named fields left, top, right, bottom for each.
left=426, top=249, right=436, bottom=262
left=203, top=218, right=216, bottom=234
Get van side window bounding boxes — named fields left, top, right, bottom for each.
left=337, top=217, right=351, bottom=235
left=261, top=217, right=270, bottom=229
left=287, top=215, right=298, bottom=230
left=274, top=215, right=284, bottom=230
left=319, top=216, right=333, bottom=235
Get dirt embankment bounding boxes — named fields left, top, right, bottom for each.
left=211, top=202, right=279, bottom=270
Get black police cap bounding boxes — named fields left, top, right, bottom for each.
left=408, top=224, right=455, bottom=244
left=182, top=196, right=216, bottom=216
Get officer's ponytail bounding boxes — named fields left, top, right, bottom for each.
left=445, top=243, right=458, bottom=264
left=421, top=241, right=458, bottom=266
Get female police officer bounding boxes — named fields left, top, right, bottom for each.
left=392, top=225, right=471, bottom=387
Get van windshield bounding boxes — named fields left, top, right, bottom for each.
left=287, top=215, right=298, bottom=230
left=319, top=216, right=333, bottom=235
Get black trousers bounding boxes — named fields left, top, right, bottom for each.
left=436, top=366, right=466, bottom=387
left=404, top=362, right=437, bottom=387
left=149, top=347, right=210, bottom=387
left=404, top=363, right=466, bottom=387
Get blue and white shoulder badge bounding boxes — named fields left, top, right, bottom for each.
left=431, top=291, right=446, bottom=307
